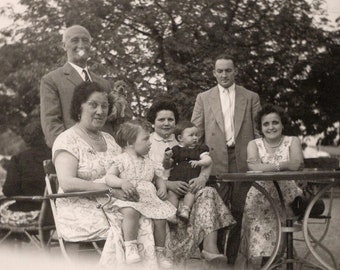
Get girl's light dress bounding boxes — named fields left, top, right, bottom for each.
left=108, top=152, right=176, bottom=219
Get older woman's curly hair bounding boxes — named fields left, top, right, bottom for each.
left=70, top=81, right=113, bottom=122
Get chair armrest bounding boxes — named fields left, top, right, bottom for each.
left=47, top=189, right=111, bottom=199
left=0, top=195, right=47, bottom=201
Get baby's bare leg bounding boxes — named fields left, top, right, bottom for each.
left=183, top=192, right=195, bottom=210
left=167, top=190, right=180, bottom=207
left=167, top=190, right=179, bottom=224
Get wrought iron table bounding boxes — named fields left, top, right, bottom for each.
left=216, top=170, right=340, bottom=270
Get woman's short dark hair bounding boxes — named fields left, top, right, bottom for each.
left=115, top=118, right=152, bottom=148
left=256, top=104, right=289, bottom=134
left=70, top=81, right=113, bottom=122
left=174, top=120, right=196, bottom=141
left=146, top=99, right=179, bottom=124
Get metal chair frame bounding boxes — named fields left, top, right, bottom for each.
left=270, top=157, right=339, bottom=270
left=43, top=159, right=112, bottom=262
left=299, top=157, right=339, bottom=270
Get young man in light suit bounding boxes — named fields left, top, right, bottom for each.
left=191, top=54, right=261, bottom=265
left=40, top=25, right=130, bottom=147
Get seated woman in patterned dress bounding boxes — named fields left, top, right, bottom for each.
left=146, top=98, right=236, bottom=264
left=52, top=82, right=159, bottom=269
left=241, top=104, right=304, bottom=267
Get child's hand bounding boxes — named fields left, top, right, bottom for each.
left=164, top=149, right=173, bottom=160
left=189, top=160, right=201, bottom=168
left=156, top=183, right=168, bottom=200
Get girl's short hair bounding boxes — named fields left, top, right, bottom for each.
left=174, top=120, right=196, bottom=141
left=70, top=81, right=113, bottom=122
left=115, top=119, right=152, bottom=148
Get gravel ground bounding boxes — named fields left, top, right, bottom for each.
left=0, top=197, right=339, bottom=270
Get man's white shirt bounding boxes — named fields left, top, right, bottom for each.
left=218, top=83, right=235, bottom=146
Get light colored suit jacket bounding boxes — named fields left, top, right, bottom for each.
left=191, top=85, right=261, bottom=175
left=40, top=62, right=111, bottom=147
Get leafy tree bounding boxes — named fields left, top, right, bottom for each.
left=0, top=0, right=338, bottom=148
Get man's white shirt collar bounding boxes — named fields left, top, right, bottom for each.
left=218, top=83, right=235, bottom=94
left=68, top=62, right=91, bottom=81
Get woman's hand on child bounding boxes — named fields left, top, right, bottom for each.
left=189, top=176, right=206, bottom=194
left=121, top=181, right=139, bottom=201
left=167, top=181, right=190, bottom=196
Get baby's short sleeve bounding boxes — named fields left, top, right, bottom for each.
left=199, top=144, right=210, bottom=154
left=199, top=144, right=210, bottom=158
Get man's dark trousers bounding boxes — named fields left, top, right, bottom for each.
left=215, top=147, right=251, bottom=265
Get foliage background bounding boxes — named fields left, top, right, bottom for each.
left=0, top=0, right=339, bottom=154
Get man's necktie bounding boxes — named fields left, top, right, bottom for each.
left=82, top=69, right=91, bottom=82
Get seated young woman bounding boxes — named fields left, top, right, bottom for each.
left=241, top=104, right=304, bottom=267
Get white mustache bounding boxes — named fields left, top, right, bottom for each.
left=78, top=50, right=85, bottom=56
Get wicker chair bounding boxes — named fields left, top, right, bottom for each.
left=0, top=188, right=55, bottom=249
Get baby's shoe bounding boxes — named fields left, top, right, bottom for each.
left=178, top=205, right=190, bottom=223
left=124, top=240, right=141, bottom=264
left=156, top=246, right=173, bottom=269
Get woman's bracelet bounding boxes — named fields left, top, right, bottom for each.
left=108, top=187, right=114, bottom=195
left=274, top=161, right=280, bottom=172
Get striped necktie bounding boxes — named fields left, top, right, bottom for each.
left=82, top=69, right=91, bottom=82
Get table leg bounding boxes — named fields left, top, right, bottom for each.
left=286, top=219, right=294, bottom=270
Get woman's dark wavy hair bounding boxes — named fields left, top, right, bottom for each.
left=146, top=98, right=179, bottom=124
left=70, top=81, right=113, bottom=122
left=115, top=118, right=152, bottom=148
left=256, top=104, right=289, bottom=135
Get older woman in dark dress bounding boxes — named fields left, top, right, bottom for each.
left=0, top=121, right=51, bottom=226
